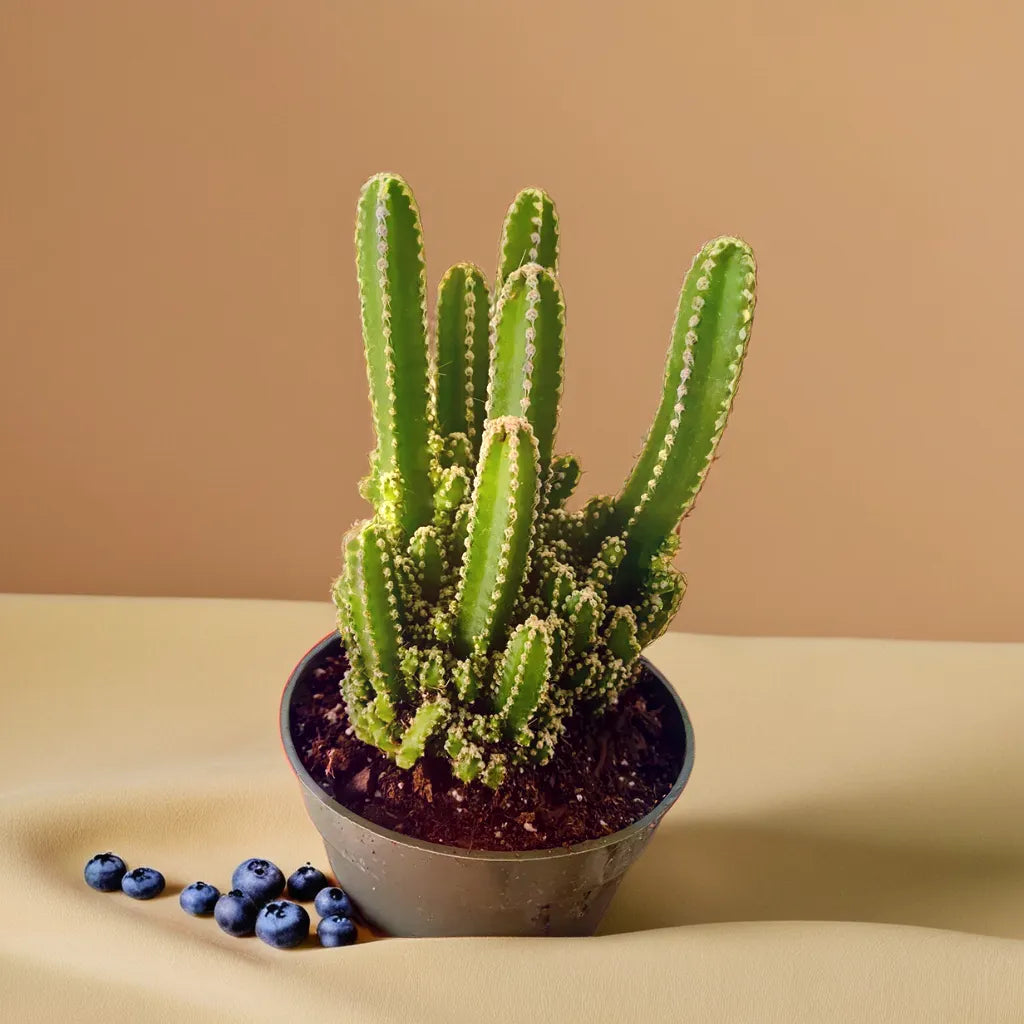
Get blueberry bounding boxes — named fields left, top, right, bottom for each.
left=214, top=890, right=259, bottom=936
left=179, top=881, right=221, bottom=916
left=286, top=863, right=329, bottom=902
left=317, top=914, right=357, bottom=948
left=255, top=900, right=311, bottom=949
left=314, top=886, right=353, bottom=919
left=121, top=867, right=165, bottom=900
left=231, top=858, right=284, bottom=905
left=84, top=852, right=128, bottom=892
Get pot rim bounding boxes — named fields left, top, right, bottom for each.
left=280, top=631, right=694, bottom=863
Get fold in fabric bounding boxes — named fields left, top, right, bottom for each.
left=3, top=594, right=1023, bottom=1023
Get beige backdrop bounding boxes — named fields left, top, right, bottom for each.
left=2, top=1, right=1022, bottom=641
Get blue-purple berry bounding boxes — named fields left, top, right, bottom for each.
left=317, top=914, right=357, bottom=948
left=121, top=867, right=165, bottom=900
left=214, top=890, right=259, bottom=936
left=231, top=858, right=284, bottom=905
left=287, top=863, right=329, bottom=902
left=179, top=881, right=220, bottom=916
left=314, top=886, right=353, bottom=919
left=84, top=852, right=128, bottom=892
left=255, top=900, right=310, bottom=949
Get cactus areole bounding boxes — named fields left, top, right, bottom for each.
left=333, top=172, right=756, bottom=792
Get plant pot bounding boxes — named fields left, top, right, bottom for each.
left=280, top=632, right=694, bottom=938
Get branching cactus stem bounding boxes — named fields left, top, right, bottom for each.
left=334, top=172, right=756, bottom=786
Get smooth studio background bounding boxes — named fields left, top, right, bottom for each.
left=2, top=1, right=1022, bottom=640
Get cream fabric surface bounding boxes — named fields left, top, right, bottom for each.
left=2, top=594, right=1022, bottom=1023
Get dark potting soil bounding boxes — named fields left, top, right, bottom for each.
left=290, top=647, right=685, bottom=853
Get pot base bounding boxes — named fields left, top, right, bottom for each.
left=312, top=816, right=634, bottom=938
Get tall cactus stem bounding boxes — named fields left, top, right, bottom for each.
left=612, top=237, right=756, bottom=590
left=435, top=263, right=491, bottom=446
left=343, top=521, right=406, bottom=708
left=455, top=416, right=540, bottom=656
left=486, top=263, right=565, bottom=471
left=340, top=173, right=757, bottom=783
left=355, top=173, right=434, bottom=535
left=496, top=187, right=559, bottom=289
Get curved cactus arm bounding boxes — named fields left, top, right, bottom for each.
left=395, top=699, right=449, bottom=769
left=342, top=520, right=407, bottom=711
left=486, top=264, right=565, bottom=471
left=494, top=616, right=553, bottom=735
left=355, top=173, right=434, bottom=534
left=612, top=237, right=756, bottom=590
left=455, top=416, right=540, bottom=656
left=496, top=187, right=559, bottom=290
left=435, top=263, right=492, bottom=447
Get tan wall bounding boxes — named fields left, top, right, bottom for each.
left=2, top=1, right=1022, bottom=640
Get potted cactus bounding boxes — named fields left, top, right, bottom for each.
left=281, top=173, right=756, bottom=937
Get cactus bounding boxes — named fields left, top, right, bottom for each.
left=455, top=416, right=540, bottom=657
left=610, top=236, right=756, bottom=593
left=486, top=264, right=565, bottom=473
left=435, top=263, right=491, bottom=448
left=333, top=172, right=756, bottom=787
left=496, top=187, right=559, bottom=288
left=355, top=173, right=434, bottom=536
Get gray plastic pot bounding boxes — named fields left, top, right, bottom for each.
left=280, top=632, right=694, bottom=938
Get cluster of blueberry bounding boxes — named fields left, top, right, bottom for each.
left=83, top=853, right=358, bottom=949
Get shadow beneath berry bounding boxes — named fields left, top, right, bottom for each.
left=601, top=815, right=1024, bottom=939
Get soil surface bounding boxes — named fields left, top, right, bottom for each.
left=290, top=646, right=685, bottom=852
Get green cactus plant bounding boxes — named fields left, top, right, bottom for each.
left=334, top=172, right=756, bottom=788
